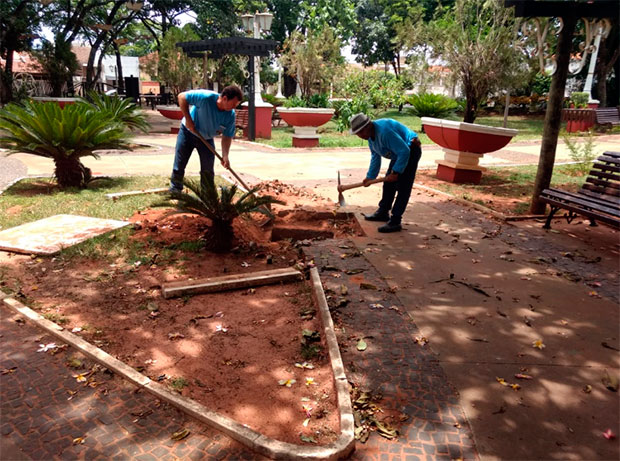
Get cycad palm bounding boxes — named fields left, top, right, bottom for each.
left=159, top=174, right=283, bottom=253
left=79, top=91, right=150, bottom=133
left=0, top=101, right=130, bottom=188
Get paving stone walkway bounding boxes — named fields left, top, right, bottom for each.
left=305, top=240, right=478, bottom=461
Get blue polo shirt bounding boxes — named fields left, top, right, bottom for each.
left=182, top=90, right=236, bottom=139
left=366, top=119, right=418, bottom=179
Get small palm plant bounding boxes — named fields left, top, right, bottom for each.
left=79, top=91, right=150, bottom=133
left=407, top=93, right=458, bottom=118
left=158, top=174, right=283, bottom=253
left=0, top=101, right=131, bottom=189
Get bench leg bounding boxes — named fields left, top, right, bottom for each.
left=543, top=206, right=558, bottom=229
left=588, top=218, right=598, bottom=227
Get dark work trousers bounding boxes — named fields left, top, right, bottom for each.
left=170, top=124, right=215, bottom=192
left=378, top=140, right=422, bottom=225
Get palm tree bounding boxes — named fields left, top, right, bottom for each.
left=158, top=174, right=283, bottom=253
left=79, top=91, right=150, bottom=133
left=0, top=100, right=131, bottom=188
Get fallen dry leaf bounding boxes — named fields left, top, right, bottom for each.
left=171, top=428, right=190, bottom=441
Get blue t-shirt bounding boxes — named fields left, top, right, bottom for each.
left=366, top=119, right=418, bottom=178
left=182, top=90, right=236, bottom=139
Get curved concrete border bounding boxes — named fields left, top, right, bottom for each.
left=1, top=269, right=355, bottom=460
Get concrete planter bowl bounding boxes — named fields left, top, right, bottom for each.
left=156, top=105, right=183, bottom=133
left=276, top=107, right=335, bottom=148
left=421, top=117, right=518, bottom=184
left=32, top=97, right=79, bottom=109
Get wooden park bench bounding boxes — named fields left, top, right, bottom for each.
left=594, top=107, right=620, bottom=131
left=540, top=151, right=620, bottom=229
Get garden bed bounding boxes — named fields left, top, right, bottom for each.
left=0, top=180, right=363, bottom=446
left=415, top=164, right=586, bottom=216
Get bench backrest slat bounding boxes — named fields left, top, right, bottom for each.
left=583, top=177, right=620, bottom=193
left=580, top=186, right=620, bottom=204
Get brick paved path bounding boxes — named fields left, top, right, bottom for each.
left=306, top=240, right=478, bottom=461
left=0, top=305, right=260, bottom=461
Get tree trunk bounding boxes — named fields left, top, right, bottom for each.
left=114, top=43, right=125, bottom=93
left=529, top=15, right=577, bottom=215
left=503, top=92, right=510, bottom=127
left=464, top=96, right=477, bottom=123
left=204, top=220, right=234, bottom=253
left=54, top=156, right=92, bottom=189
left=1, top=48, right=15, bottom=103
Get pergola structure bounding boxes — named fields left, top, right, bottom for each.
left=503, top=0, right=618, bottom=213
left=177, top=37, right=278, bottom=141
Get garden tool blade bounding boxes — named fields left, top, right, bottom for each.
left=338, top=171, right=347, bottom=207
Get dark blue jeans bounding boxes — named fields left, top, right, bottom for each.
left=170, top=124, right=215, bottom=192
left=378, top=141, right=422, bottom=225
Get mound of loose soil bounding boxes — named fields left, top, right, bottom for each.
left=0, top=189, right=365, bottom=446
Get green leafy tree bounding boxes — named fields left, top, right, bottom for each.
left=0, top=101, right=130, bottom=189
left=429, top=0, right=523, bottom=123
left=158, top=174, right=283, bottom=253
left=280, top=27, right=344, bottom=98
left=0, top=0, right=42, bottom=103
left=32, top=35, right=79, bottom=97
left=158, top=25, right=201, bottom=98
left=352, top=0, right=422, bottom=76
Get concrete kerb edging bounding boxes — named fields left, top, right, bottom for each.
left=1, top=270, right=355, bottom=460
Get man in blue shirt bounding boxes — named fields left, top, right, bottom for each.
left=349, top=113, right=422, bottom=233
left=169, top=86, right=243, bottom=192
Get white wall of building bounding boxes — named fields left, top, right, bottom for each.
left=101, top=55, right=140, bottom=81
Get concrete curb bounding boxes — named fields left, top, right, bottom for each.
left=2, top=269, right=355, bottom=460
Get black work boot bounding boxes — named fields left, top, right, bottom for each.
left=378, top=220, right=402, bottom=233
left=363, top=209, right=390, bottom=222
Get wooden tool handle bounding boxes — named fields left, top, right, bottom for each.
left=338, top=177, right=386, bottom=192
left=196, top=132, right=253, bottom=192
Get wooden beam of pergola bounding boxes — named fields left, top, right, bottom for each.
left=504, top=0, right=618, bottom=214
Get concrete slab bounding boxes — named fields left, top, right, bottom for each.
left=0, top=214, right=129, bottom=255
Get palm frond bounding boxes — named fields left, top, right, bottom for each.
left=0, top=100, right=131, bottom=161
left=79, top=92, right=150, bottom=133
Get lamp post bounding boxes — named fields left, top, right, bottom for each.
left=241, top=11, right=273, bottom=105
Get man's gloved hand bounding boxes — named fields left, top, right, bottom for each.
left=385, top=172, right=399, bottom=182
left=362, top=178, right=373, bottom=187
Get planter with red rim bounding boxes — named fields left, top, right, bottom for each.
left=32, top=97, right=79, bottom=109
left=276, top=107, right=335, bottom=147
left=421, top=117, right=518, bottom=184
left=156, top=105, right=183, bottom=133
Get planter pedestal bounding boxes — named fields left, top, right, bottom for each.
left=292, top=127, right=320, bottom=148
left=156, top=105, right=183, bottom=134
left=276, top=107, right=335, bottom=148
left=422, top=117, right=517, bottom=185
left=241, top=103, right=272, bottom=139
left=435, top=149, right=486, bottom=184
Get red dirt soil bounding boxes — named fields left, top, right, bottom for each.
left=0, top=184, right=364, bottom=446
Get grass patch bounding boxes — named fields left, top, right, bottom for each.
left=169, top=376, right=189, bottom=391
left=43, top=313, right=69, bottom=325
left=0, top=175, right=229, bottom=231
